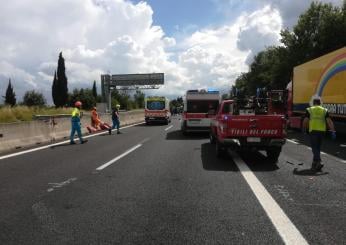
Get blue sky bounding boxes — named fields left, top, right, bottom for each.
left=131, top=0, right=258, bottom=36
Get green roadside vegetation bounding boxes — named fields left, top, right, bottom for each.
left=0, top=106, right=72, bottom=123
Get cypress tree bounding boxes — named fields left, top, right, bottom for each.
left=4, top=79, right=16, bottom=106
left=92, top=80, right=97, bottom=98
left=52, top=71, right=59, bottom=107
left=56, top=52, right=68, bottom=107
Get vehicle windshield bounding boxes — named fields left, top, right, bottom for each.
left=187, top=100, right=219, bottom=113
left=222, top=103, right=234, bottom=114
left=147, top=101, right=165, bottom=110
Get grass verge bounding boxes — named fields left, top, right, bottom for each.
left=0, top=106, right=72, bottom=123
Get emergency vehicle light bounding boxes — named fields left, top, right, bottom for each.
left=207, top=88, right=218, bottom=93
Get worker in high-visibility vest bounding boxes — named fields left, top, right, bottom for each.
left=303, top=96, right=335, bottom=171
left=109, top=104, right=121, bottom=135
left=70, top=101, right=88, bottom=145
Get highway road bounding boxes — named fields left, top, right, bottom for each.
left=1, top=116, right=346, bottom=245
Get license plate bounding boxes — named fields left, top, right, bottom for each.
left=247, top=137, right=260, bottom=142
left=149, top=117, right=155, bottom=120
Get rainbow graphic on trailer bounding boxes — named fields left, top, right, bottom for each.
left=314, top=52, right=346, bottom=96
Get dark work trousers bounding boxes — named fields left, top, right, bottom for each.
left=309, top=131, right=325, bottom=162
left=112, top=118, right=120, bottom=132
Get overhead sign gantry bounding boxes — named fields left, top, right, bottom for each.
left=101, top=73, right=164, bottom=111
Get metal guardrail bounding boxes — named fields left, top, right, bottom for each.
left=33, top=114, right=71, bottom=120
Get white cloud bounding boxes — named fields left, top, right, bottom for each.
left=261, top=0, right=343, bottom=27
left=236, top=6, right=282, bottom=64
left=0, top=0, right=286, bottom=103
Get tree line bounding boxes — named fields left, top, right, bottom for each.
left=233, top=1, right=346, bottom=96
left=1, top=52, right=145, bottom=110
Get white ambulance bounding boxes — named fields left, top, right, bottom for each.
left=181, top=89, right=221, bottom=134
left=145, top=96, right=171, bottom=125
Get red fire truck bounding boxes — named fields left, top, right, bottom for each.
left=210, top=99, right=287, bottom=162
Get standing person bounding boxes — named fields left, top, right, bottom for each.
left=109, top=104, right=121, bottom=135
left=70, top=101, right=88, bottom=144
left=302, top=96, right=335, bottom=171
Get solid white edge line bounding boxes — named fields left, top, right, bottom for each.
left=230, top=151, right=309, bottom=245
left=286, top=139, right=299, bottom=145
left=164, top=125, right=173, bottom=131
left=0, top=122, right=145, bottom=161
left=96, top=144, right=142, bottom=171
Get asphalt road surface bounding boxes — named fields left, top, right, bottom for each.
left=1, top=116, right=346, bottom=245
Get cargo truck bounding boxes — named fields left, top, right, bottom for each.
left=287, top=47, right=346, bottom=134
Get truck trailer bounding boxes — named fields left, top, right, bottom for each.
left=287, top=47, right=346, bottom=133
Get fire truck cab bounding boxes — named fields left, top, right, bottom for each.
left=181, top=89, right=221, bottom=134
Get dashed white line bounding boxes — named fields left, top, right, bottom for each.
left=230, top=151, right=309, bottom=245
left=0, top=122, right=145, bottom=161
left=164, top=125, right=173, bottom=131
left=96, top=144, right=142, bottom=171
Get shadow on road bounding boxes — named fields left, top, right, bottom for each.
left=201, top=143, right=238, bottom=171
left=50, top=142, right=75, bottom=149
left=166, top=130, right=209, bottom=140
left=293, top=168, right=329, bottom=176
left=200, top=143, right=280, bottom=172
left=238, top=151, right=280, bottom=172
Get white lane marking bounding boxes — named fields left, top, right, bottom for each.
left=286, top=139, right=299, bottom=145
left=230, top=151, right=309, bottom=245
left=0, top=122, right=145, bottom=161
left=321, top=152, right=327, bottom=155
left=47, top=177, right=77, bottom=192
left=96, top=144, right=142, bottom=171
left=139, top=137, right=151, bottom=144
left=164, top=125, right=173, bottom=131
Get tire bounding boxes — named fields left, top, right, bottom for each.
left=181, top=121, right=188, bottom=136
left=165, top=120, right=169, bottom=125
left=266, top=146, right=282, bottom=163
left=216, top=140, right=226, bottom=158
left=210, top=131, right=216, bottom=144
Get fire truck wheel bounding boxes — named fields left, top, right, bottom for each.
left=210, top=132, right=216, bottom=144
left=266, top=146, right=282, bottom=163
left=216, top=140, right=226, bottom=158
